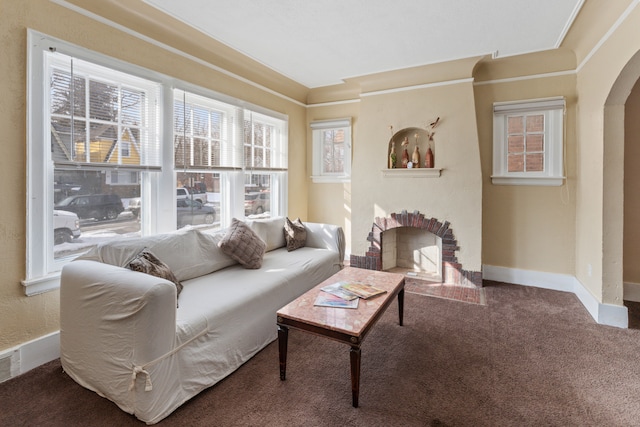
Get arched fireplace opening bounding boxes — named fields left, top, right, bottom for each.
left=350, top=210, right=482, bottom=287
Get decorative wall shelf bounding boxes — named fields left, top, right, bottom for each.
left=382, top=168, right=442, bottom=178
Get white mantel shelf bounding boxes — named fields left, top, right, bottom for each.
left=382, top=168, right=442, bottom=178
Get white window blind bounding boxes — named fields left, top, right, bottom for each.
left=47, top=52, right=161, bottom=171
left=173, top=89, right=242, bottom=170
left=244, top=110, right=288, bottom=171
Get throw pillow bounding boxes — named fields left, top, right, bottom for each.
left=128, top=249, right=183, bottom=307
left=284, top=217, right=307, bottom=252
left=218, top=218, right=266, bottom=269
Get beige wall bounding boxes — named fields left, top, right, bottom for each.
left=0, top=0, right=307, bottom=351
left=624, top=79, right=640, bottom=285
left=473, top=62, right=578, bottom=274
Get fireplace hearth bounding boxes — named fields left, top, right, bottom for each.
left=350, top=210, right=483, bottom=287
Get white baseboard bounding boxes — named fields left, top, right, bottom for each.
left=483, top=265, right=628, bottom=329
left=0, top=331, right=60, bottom=383
left=624, top=281, right=640, bottom=302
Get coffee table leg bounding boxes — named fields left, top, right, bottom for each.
left=278, top=325, right=288, bottom=380
left=350, top=346, right=361, bottom=408
left=398, top=287, right=405, bottom=326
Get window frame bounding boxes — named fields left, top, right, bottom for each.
left=492, top=97, right=565, bottom=186
left=310, top=118, right=352, bottom=183
left=24, top=30, right=288, bottom=295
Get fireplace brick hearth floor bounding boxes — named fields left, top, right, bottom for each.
left=385, top=267, right=487, bottom=306
left=405, top=278, right=487, bottom=305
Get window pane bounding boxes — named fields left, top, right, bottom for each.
left=526, top=134, right=544, bottom=152
left=53, top=169, right=141, bottom=260
left=526, top=153, right=544, bottom=172
left=50, top=69, right=86, bottom=118
left=245, top=173, right=271, bottom=218
left=508, top=154, right=524, bottom=172
left=507, top=116, right=524, bottom=134
left=176, top=172, right=220, bottom=230
left=51, top=118, right=86, bottom=162
left=121, top=88, right=143, bottom=126
left=508, top=135, right=524, bottom=154
left=322, top=129, right=345, bottom=173
left=89, top=80, right=119, bottom=122
left=526, top=114, right=544, bottom=132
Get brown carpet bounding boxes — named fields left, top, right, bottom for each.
left=3, top=281, right=640, bottom=426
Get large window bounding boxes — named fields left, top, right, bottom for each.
left=492, top=98, right=565, bottom=186
left=25, top=31, right=288, bottom=295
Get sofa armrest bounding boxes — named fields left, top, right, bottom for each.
left=304, top=223, right=345, bottom=265
left=60, top=260, right=177, bottom=396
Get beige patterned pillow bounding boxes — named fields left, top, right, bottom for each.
left=284, top=217, right=307, bottom=252
left=128, top=250, right=183, bottom=307
left=218, top=218, right=266, bottom=269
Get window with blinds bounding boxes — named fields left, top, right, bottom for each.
left=173, top=90, right=241, bottom=171
left=47, top=52, right=161, bottom=171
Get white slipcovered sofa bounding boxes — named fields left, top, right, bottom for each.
left=60, top=217, right=345, bottom=424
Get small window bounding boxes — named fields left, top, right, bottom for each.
left=310, top=118, right=352, bottom=183
left=492, top=98, right=565, bottom=186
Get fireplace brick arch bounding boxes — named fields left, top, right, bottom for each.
left=349, top=210, right=483, bottom=287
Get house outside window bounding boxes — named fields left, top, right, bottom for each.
left=492, top=97, right=565, bottom=186
left=310, top=118, right=351, bottom=183
left=25, top=31, right=288, bottom=295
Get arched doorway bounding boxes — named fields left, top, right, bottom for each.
left=604, top=50, right=640, bottom=322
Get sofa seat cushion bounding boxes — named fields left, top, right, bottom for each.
left=175, top=247, right=340, bottom=342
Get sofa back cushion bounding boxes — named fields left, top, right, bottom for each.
left=247, top=216, right=286, bottom=252
left=77, top=228, right=237, bottom=281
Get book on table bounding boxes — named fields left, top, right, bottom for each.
left=339, top=282, right=387, bottom=299
left=314, top=292, right=359, bottom=308
left=320, top=281, right=359, bottom=301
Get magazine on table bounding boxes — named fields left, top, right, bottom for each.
left=339, top=282, right=387, bottom=299
left=314, top=292, right=359, bottom=308
left=320, top=281, right=359, bottom=301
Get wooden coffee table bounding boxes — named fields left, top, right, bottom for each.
left=276, top=266, right=405, bottom=407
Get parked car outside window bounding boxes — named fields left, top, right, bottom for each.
left=244, top=191, right=270, bottom=215
left=55, top=194, right=124, bottom=221
left=127, top=197, right=141, bottom=218
left=177, top=198, right=216, bottom=228
left=53, top=209, right=81, bottom=245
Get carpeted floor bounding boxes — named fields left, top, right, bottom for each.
left=3, top=281, right=640, bottom=426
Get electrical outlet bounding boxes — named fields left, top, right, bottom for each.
left=587, top=263, right=592, bottom=277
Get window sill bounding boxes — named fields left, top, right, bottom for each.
left=310, top=175, right=351, bottom=184
left=382, top=168, right=442, bottom=178
left=491, top=176, right=565, bottom=186
left=21, top=273, right=61, bottom=296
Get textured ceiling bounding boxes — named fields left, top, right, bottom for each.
left=143, top=0, right=584, bottom=88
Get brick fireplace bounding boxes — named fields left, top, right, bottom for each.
left=350, top=210, right=483, bottom=287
